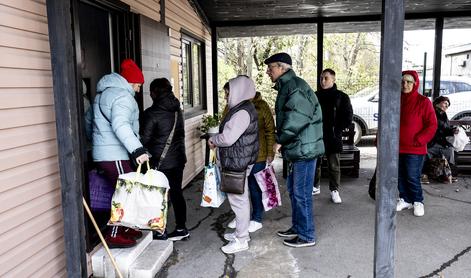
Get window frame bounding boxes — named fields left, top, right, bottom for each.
left=181, top=32, right=207, bottom=118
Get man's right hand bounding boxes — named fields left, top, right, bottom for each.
left=273, top=143, right=281, bottom=154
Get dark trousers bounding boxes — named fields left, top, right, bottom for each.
left=161, top=167, right=187, bottom=230
left=314, top=153, right=341, bottom=191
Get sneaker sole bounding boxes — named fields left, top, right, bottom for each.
left=248, top=226, right=262, bottom=233
left=312, top=192, right=320, bottom=196
left=221, top=245, right=249, bottom=254
left=168, top=234, right=190, bottom=241
left=277, top=232, right=297, bottom=238
left=107, top=242, right=137, bottom=249
left=396, top=206, right=413, bottom=212
left=224, top=235, right=251, bottom=242
left=283, top=241, right=316, bottom=248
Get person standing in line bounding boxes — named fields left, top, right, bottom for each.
left=208, top=75, right=259, bottom=254
left=396, top=70, right=437, bottom=217
left=227, top=91, right=276, bottom=233
left=313, top=69, right=353, bottom=203
left=265, top=52, right=324, bottom=248
left=90, top=58, right=150, bottom=248
left=141, top=78, right=189, bottom=241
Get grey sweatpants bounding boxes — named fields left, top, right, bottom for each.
left=227, top=164, right=253, bottom=242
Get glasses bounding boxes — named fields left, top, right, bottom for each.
left=267, top=64, right=280, bottom=71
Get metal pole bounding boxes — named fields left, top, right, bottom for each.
left=432, top=17, right=444, bottom=100
left=374, top=0, right=404, bottom=277
left=317, top=21, right=324, bottom=91
left=422, top=52, right=427, bottom=95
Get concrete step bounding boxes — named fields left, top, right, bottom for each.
left=92, top=230, right=152, bottom=278
left=129, top=240, right=173, bottom=278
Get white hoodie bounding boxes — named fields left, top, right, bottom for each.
left=210, top=75, right=256, bottom=147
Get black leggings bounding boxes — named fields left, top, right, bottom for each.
left=160, top=167, right=187, bottom=229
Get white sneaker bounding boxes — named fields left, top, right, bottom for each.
left=221, top=238, right=249, bottom=254
left=224, top=232, right=251, bottom=242
left=312, top=187, right=320, bottom=196
left=227, top=218, right=236, bottom=229
left=396, top=198, right=413, bottom=211
left=248, top=221, right=262, bottom=233
left=331, top=190, right=342, bottom=203
left=413, top=202, right=424, bottom=217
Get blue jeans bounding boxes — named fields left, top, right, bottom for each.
left=398, top=154, right=425, bottom=203
left=286, top=159, right=316, bottom=242
left=248, top=161, right=267, bottom=223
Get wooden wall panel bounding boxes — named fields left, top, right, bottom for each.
left=0, top=1, right=64, bottom=277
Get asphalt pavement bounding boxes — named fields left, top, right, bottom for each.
left=157, top=139, right=471, bottom=278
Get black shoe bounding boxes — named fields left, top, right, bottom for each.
left=152, top=230, right=168, bottom=240
left=168, top=228, right=190, bottom=241
left=276, top=228, right=297, bottom=238
left=283, top=236, right=316, bottom=248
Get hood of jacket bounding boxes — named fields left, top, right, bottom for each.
left=228, top=75, right=256, bottom=108
left=401, top=70, right=420, bottom=96
left=96, top=72, right=135, bottom=97
left=152, top=91, right=180, bottom=112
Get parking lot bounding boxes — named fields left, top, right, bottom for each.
left=158, top=139, right=471, bottom=278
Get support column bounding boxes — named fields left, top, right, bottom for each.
left=317, top=21, right=324, bottom=91
left=432, top=17, right=444, bottom=100
left=374, top=0, right=404, bottom=277
left=46, top=0, right=87, bottom=276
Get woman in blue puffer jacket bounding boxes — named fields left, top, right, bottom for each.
left=90, top=59, right=150, bottom=248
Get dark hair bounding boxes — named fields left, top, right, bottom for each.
left=433, top=96, right=450, bottom=107
left=150, top=78, right=172, bottom=98
left=322, top=68, right=336, bottom=76
left=223, top=82, right=229, bottom=92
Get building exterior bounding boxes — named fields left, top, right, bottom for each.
left=443, top=43, right=471, bottom=76
left=0, top=0, right=212, bottom=276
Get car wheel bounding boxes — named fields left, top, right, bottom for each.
left=353, top=121, right=362, bottom=145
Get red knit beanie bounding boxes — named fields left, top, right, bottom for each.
left=120, top=59, right=144, bottom=83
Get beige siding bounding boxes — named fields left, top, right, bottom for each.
left=122, top=0, right=160, bottom=22
left=0, top=1, right=65, bottom=277
left=167, top=0, right=213, bottom=185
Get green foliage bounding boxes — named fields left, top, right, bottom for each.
left=198, top=114, right=221, bottom=133
left=217, top=31, right=381, bottom=108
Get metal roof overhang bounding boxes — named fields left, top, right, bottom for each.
left=191, top=0, right=471, bottom=37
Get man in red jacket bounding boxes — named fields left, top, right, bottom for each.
left=396, top=70, right=437, bottom=217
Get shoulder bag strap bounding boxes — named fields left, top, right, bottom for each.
left=157, top=111, right=178, bottom=170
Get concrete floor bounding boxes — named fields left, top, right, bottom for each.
left=157, top=139, right=471, bottom=278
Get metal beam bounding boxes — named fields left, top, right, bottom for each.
left=317, top=21, right=323, bottom=91
left=374, top=0, right=404, bottom=277
left=212, top=10, right=471, bottom=27
left=432, top=17, right=444, bottom=100
left=46, top=0, right=87, bottom=276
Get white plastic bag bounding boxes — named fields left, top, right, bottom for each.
left=447, top=126, right=469, bottom=152
left=108, top=162, right=169, bottom=233
left=201, top=150, right=226, bottom=208
left=254, top=164, right=282, bottom=211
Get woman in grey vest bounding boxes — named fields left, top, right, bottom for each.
left=208, top=75, right=259, bottom=254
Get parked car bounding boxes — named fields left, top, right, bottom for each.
left=351, top=76, right=471, bottom=145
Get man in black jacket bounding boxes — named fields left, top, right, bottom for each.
left=313, top=69, right=353, bottom=204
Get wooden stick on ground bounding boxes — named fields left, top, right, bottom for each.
left=82, top=197, right=124, bottom=278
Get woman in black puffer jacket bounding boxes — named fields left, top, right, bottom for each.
left=425, top=96, right=459, bottom=180
left=141, top=78, right=188, bottom=241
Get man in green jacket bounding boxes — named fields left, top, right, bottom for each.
left=265, top=52, right=324, bottom=248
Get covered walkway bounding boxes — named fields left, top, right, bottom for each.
left=159, top=140, right=471, bottom=277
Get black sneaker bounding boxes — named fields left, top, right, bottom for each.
left=167, top=228, right=190, bottom=241
left=283, top=236, right=316, bottom=248
left=276, top=228, right=297, bottom=238
left=152, top=230, right=168, bottom=240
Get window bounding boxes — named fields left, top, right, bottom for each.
left=182, top=34, right=205, bottom=115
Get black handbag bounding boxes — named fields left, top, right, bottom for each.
left=220, top=169, right=246, bottom=194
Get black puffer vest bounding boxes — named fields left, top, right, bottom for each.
left=219, top=100, right=259, bottom=171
